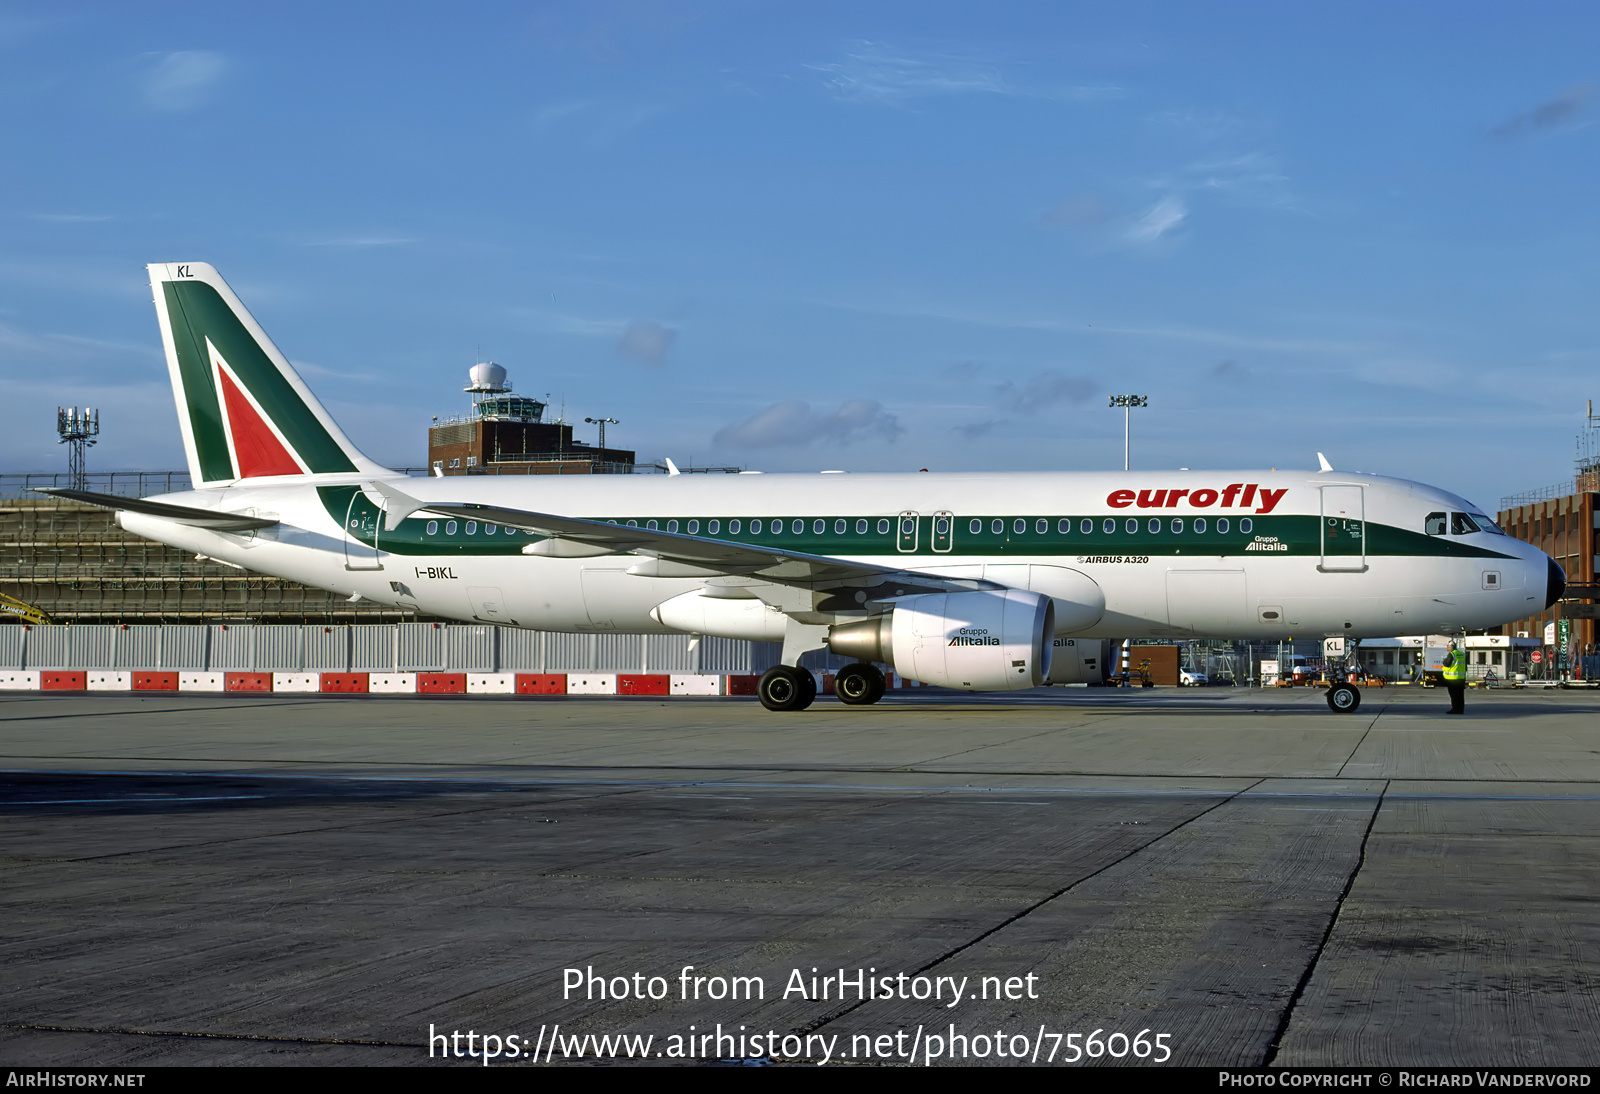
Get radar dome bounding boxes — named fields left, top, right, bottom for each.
left=467, top=362, right=508, bottom=392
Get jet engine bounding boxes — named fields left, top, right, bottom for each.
left=827, top=589, right=1054, bottom=691
left=1046, top=638, right=1115, bottom=685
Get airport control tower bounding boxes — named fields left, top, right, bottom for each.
left=426, top=363, right=636, bottom=475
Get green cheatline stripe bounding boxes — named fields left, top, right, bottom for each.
left=164, top=281, right=357, bottom=477
left=317, top=488, right=1517, bottom=561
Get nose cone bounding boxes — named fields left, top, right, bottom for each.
left=1546, top=557, right=1567, bottom=609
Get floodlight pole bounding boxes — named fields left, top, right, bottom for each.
left=1108, top=395, right=1147, bottom=471
left=584, top=416, right=618, bottom=455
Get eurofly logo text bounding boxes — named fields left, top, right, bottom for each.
left=1106, top=484, right=1288, bottom=514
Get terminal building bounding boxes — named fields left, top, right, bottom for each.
left=1495, top=402, right=1600, bottom=669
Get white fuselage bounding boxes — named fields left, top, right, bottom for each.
left=116, top=468, right=1555, bottom=644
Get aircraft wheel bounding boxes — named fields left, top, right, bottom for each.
left=758, top=666, right=811, bottom=712
left=1326, top=682, right=1362, bottom=713
left=836, top=663, right=885, bottom=706
left=797, top=668, right=817, bottom=709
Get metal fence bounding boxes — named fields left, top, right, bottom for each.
left=0, top=622, right=781, bottom=674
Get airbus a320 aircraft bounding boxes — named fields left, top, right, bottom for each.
left=48, top=263, right=1565, bottom=713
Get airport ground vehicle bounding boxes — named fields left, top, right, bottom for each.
left=48, top=263, right=1566, bottom=713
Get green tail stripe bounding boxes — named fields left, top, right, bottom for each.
left=165, top=281, right=358, bottom=478
left=164, top=283, right=234, bottom=483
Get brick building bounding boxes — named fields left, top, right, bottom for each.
left=427, top=364, right=638, bottom=476
left=1497, top=486, right=1597, bottom=658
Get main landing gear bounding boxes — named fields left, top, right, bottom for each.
left=758, top=665, right=818, bottom=712
left=1326, top=681, right=1362, bottom=713
left=757, top=662, right=887, bottom=711
left=835, top=662, right=886, bottom=706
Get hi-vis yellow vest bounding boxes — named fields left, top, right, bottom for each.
left=1442, top=649, right=1467, bottom=683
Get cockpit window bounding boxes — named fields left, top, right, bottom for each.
left=1472, top=512, right=1505, bottom=534
left=1425, top=512, right=1447, bottom=535
left=1451, top=512, right=1480, bottom=535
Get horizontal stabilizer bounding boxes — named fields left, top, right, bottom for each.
left=36, top=489, right=279, bottom=532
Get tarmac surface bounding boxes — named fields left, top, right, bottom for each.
left=3, top=684, right=1600, bottom=1068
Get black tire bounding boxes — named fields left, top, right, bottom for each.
left=1326, top=682, right=1361, bottom=713
left=836, top=663, right=885, bottom=706
left=758, top=666, right=811, bottom=712
left=797, top=668, right=817, bottom=709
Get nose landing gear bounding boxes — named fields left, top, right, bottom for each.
left=1326, top=681, right=1362, bottom=713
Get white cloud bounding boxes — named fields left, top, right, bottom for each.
left=302, top=237, right=416, bottom=247
left=992, top=372, right=1100, bottom=415
left=142, top=50, right=226, bottom=111
left=1127, top=194, right=1188, bottom=244
left=616, top=321, right=675, bottom=365
left=714, top=399, right=904, bottom=448
left=31, top=213, right=113, bottom=223
left=527, top=96, right=673, bottom=145
left=808, top=41, right=1119, bottom=107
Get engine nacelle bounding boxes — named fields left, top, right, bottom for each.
left=828, top=589, right=1054, bottom=691
left=1046, top=638, right=1114, bottom=685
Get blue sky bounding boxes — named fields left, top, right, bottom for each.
left=2, top=1, right=1597, bottom=510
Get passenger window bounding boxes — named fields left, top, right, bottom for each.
left=834, top=519, right=846, bottom=534
left=815, top=519, right=826, bottom=534
left=901, top=518, right=915, bottom=535
left=751, top=519, right=761, bottom=533
left=1059, top=519, right=1070, bottom=534
left=466, top=521, right=478, bottom=534
left=625, top=519, right=636, bottom=528
left=877, top=519, right=890, bottom=534
left=792, top=519, right=803, bottom=534
left=445, top=521, right=457, bottom=535
left=729, top=520, right=740, bottom=534
left=1171, top=519, right=1183, bottom=533
left=1240, top=518, right=1252, bottom=533
left=645, top=520, right=656, bottom=531
left=486, top=524, right=497, bottom=534
left=667, top=520, right=678, bottom=533
left=1081, top=519, right=1093, bottom=535
left=1451, top=512, right=1479, bottom=535
left=936, top=518, right=950, bottom=534
left=992, top=519, right=1003, bottom=534
left=970, top=519, right=982, bottom=534
left=1103, top=518, right=1115, bottom=534
left=856, top=519, right=867, bottom=534
left=1148, top=518, right=1160, bottom=534
left=687, top=520, right=699, bottom=534
left=708, top=520, right=720, bottom=534
left=772, top=520, right=782, bottom=535
left=1194, top=518, right=1206, bottom=533
left=1217, top=518, right=1229, bottom=533
left=1125, top=519, right=1137, bottom=534
left=1014, top=519, right=1026, bottom=534
left=1036, top=519, right=1047, bottom=534
left=426, top=521, right=438, bottom=535
left=1425, top=512, right=1447, bottom=535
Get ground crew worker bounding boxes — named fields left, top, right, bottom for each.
left=1442, top=640, right=1467, bottom=715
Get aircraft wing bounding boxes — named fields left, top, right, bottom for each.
left=413, top=499, right=993, bottom=595
left=35, top=489, right=280, bottom=532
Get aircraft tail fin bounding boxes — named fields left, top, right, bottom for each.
left=147, top=262, right=392, bottom=486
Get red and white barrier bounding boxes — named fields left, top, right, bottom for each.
left=0, top=668, right=913, bottom=697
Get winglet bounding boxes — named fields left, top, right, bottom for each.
left=1317, top=452, right=1333, bottom=472
left=664, top=458, right=681, bottom=477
